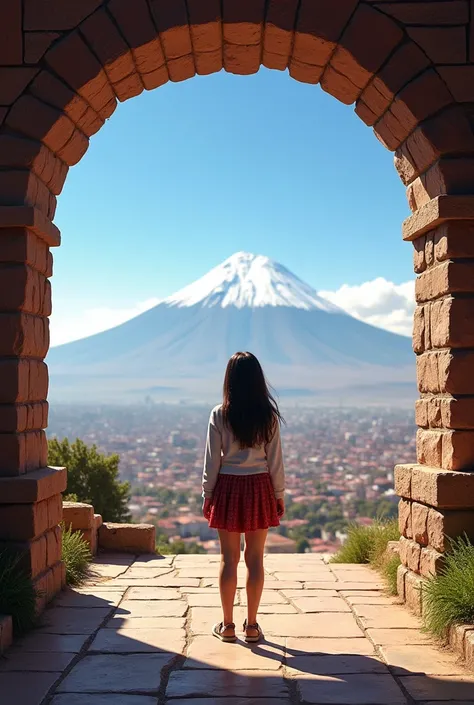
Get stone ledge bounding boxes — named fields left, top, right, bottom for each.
left=403, top=195, right=474, bottom=241
left=0, top=205, right=61, bottom=246
left=98, top=523, right=155, bottom=554
left=449, top=624, right=474, bottom=671
left=0, top=614, right=13, bottom=654
left=63, top=501, right=94, bottom=530
left=395, top=463, right=474, bottom=508
left=0, top=466, right=66, bottom=504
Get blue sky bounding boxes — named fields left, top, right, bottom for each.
left=51, top=67, right=414, bottom=345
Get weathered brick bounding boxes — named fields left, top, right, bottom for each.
left=0, top=68, right=39, bottom=106
left=426, top=396, right=443, bottom=428
left=263, top=0, right=298, bottom=65
left=33, top=560, right=65, bottom=614
left=404, top=568, right=424, bottom=616
left=434, top=221, right=474, bottom=261
left=80, top=8, right=140, bottom=93
left=413, top=236, right=426, bottom=274
left=0, top=359, right=48, bottom=404
left=411, top=502, right=429, bottom=545
left=109, top=0, right=167, bottom=78
left=416, top=429, right=443, bottom=467
left=0, top=401, right=48, bottom=434
left=0, top=430, right=47, bottom=477
left=0, top=497, right=52, bottom=540
left=416, top=351, right=440, bottom=394
left=399, top=498, right=412, bottom=538
left=0, top=265, right=51, bottom=316
left=6, top=94, right=77, bottom=158
left=415, top=398, right=428, bottom=429
left=416, top=261, right=474, bottom=303
left=45, top=525, right=62, bottom=567
left=0, top=312, right=49, bottom=358
left=412, top=305, right=425, bottom=353
left=465, top=630, right=474, bottom=671
left=406, top=539, right=421, bottom=573
left=438, top=349, right=474, bottom=395
left=441, top=429, right=474, bottom=471
left=0, top=467, right=66, bottom=504
left=427, top=507, right=474, bottom=552
left=45, top=31, right=116, bottom=119
left=0, top=533, right=47, bottom=577
left=419, top=547, right=445, bottom=578
left=407, top=26, right=466, bottom=64
left=24, top=0, right=103, bottom=30
left=398, top=534, right=410, bottom=565
left=390, top=69, right=452, bottom=139
left=63, top=502, right=94, bottom=531
left=394, top=464, right=412, bottom=498
left=411, top=464, right=474, bottom=509
left=374, top=1, right=468, bottom=25
left=98, top=523, right=156, bottom=554
left=24, top=32, right=59, bottom=64
left=441, top=396, right=474, bottom=430
left=0, top=0, right=22, bottom=65
left=430, top=297, right=474, bottom=349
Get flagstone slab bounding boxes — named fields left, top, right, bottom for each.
left=344, top=595, right=398, bottom=605
left=37, top=607, right=113, bottom=634
left=52, top=696, right=157, bottom=705
left=282, top=589, right=339, bottom=599
left=273, top=572, right=332, bottom=582
left=286, top=637, right=376, bottom=656
left=89, top=627, right=185, bottom=654
left=263, top=613, right=363, bottom=638
left=120, top=568, right=175, bottom=579
left=366, top=628, right=432, bottom=646
left=254, top=604, right=298, bottom=614
left=106, top=616, right=185, bottom=630
left=267, top=581, right=304, bottom=590
left=166, top=669, right=288, bottom=699
left=293, top=673, right=407, bottom=704
left=114, top=600, right=186, bottom=618
left=354, top=605, right=421, bottom=629
left=331, top=571, right=383, bottom=584
left=57, top=654, right=173, bottom=693
left=190, top=607, right=247, bottom=635
left=123, top=587, right=181, bottom=600
left=286, top=653, right=388, bottom=676
left=54, top=590, right=124, bottom=608
left=290, top=597, right=351, bottom=613
left=0, top=671, right=62, bottom=705
left=10, top=633, right=89, bottom=653
left=112, top=577, right=200, bottom=588
left=0, top=651, right=75, bottom=672
left=186, top=593, right=234, bottom=607
left=399, top=675, right=474, bottom=700
left=184, top=635, right=285, bottom=670
left=303, top=582, right=341, bottom=590
left=239, top=591, right=287, bottom=605
left=380, top=645, right=468, bottom=675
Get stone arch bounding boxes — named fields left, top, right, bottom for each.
left=1, top=0, right=474, bottom=610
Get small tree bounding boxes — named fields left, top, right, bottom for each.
left=296, top=538, right=310, bottom=554
left=49, top=438, right=131, bottom=522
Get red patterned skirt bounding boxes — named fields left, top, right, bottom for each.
left=208, top=472, right=280, bottom=533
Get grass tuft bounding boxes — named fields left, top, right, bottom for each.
left=382, top=554, right=401, bottom=596
left=423, top=535, right=474, bottom=638
left=62, top=524, right=92, bottom=586
left=330, top=518, right=400, bottom=565
left=0, top=551, right=38, bottom=634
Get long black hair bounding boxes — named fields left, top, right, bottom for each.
left=222, top=351, right=283, bottom=448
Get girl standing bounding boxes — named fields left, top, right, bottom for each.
left=202, top=351, right=285, bottom=643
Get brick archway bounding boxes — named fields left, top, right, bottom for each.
left=1, top=0, right=474, bottom=608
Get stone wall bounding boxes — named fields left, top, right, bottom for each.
left=63, top=501, right=156, bottom=555
left=0, top=467, right=66, bottom=611
left=395, top=463, right=474, bottom=615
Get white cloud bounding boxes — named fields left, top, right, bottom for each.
left=50, top=298, right=160, bottom=347
left=318, top=278, right=415, bottom=337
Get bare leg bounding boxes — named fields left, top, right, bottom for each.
left=217, top=529, right=241, bottom=638
left=244, top=529, right=267, bottom=638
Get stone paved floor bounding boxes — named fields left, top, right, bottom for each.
left=1, top=553, right=473, bottom=705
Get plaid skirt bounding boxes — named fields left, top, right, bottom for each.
left=208, top=472, right=280, bottom=533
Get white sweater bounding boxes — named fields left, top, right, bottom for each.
left=202, top=404, right=285, bottom=500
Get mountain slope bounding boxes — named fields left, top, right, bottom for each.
left=47, top=252, right=415, bottom=402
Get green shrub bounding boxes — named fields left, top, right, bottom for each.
left=423, top=535, right=474, bottom=638
left=62, top=524, right=92, bottom=586
left=49, top=438, right=131, bottom=522
left=330, top=518, right=399, bottom=566
left=0, top=551, right=37, bottom=634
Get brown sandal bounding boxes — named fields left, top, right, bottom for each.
left=243, top=619, right=263, bottom=643
left=212, top=622, right=237, bottom=642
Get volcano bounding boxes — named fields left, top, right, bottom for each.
left=47, top=252, right=415, bottom=404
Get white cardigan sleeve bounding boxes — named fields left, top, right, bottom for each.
left=202, top=408, right=222, bottom=499
left=265, top=421, right=285, bottom=500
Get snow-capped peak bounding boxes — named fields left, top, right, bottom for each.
left=164, top=251, right=344, bottom=313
